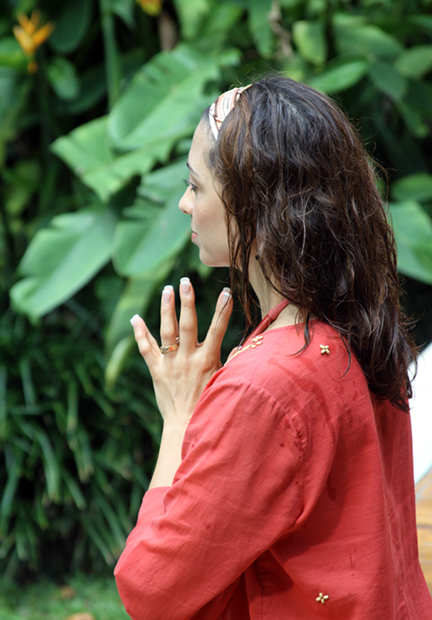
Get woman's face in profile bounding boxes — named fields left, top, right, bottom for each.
left=178, top=121, right=230, bottom=267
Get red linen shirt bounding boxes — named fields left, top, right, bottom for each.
left=115, top=316, right=432, bottom=619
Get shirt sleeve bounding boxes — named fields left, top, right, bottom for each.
left=114, top=377, right=306, bottom=620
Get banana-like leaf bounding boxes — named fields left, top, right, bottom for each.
left=112, top=159, right=191, bottom=277
left=105, top=265, right=171, bottom=354
left=390, top=200, right=432, bottom=285
left=10, top=206, right=117, bottom=319
left=51, top=44, right=221, bottom=200
left=105, top=260, right=174, bottom=384
left=108, top=44, right=219, bottom=151
left=51, top=117, right=170, bottom=201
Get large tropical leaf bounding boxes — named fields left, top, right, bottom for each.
left=106, top=266, right=173, bottom=356
left=10, top=206, right=117, bottom=318
left=51, top=117, right=170, bottom=201
left=51, top=44, right=223, bottom=200
left=390, top=201, right=432, bottom=285
left=105, top=262, right=173, bottom=385
left=108, top=44, right=220, bottom=151
left=112, top=159, right=190, bottom=277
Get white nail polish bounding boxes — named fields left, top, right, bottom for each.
left=162, top=287, right=172, bottom=304
left=222, top=288, right=231, bottom=303
left=130, top=314, right=140, bottom=325
left=180, top=277, right=191, bottom=293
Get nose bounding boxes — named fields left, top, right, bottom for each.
left=179, top=187, right=192, bottom=215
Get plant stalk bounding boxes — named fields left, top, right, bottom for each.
left=99, top=0, right=122, bottom=110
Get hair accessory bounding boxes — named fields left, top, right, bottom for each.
left=160, top=337, right=180, bottom=354
left=209, top=84, right=252, bottom=140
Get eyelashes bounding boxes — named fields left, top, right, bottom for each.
left=183, top=178, right=198, bottom=193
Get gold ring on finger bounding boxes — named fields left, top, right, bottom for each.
left=160, top=337, right=179, bottom=355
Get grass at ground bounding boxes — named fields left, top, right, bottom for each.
left=0, top=573, right=129, bottom=620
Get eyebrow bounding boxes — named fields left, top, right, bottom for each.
left=186, top=161, right=200, bottom=178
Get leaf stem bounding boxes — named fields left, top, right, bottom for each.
left=99, top=0, right=121, bottom=110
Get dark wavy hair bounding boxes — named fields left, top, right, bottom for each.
left=204, top=75, right=416, bottom=412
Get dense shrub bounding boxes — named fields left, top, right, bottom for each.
left=1, top=0, right=432, bottom=579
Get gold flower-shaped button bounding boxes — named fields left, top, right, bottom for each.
left=320, top=345, right=330, bottom=355
left=316, top=592, right=329, bottom=604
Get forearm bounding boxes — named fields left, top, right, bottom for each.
left=148, top=422, right=187, bottom=489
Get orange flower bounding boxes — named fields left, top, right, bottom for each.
left=13, top=10, right=55, bottom=71
left=136, top=0, right=162, bottom=17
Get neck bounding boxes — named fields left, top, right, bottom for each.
left=248, top=255, right=301, bottom=327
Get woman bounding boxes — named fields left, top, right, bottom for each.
left=114, top=76, right=432, bottom=619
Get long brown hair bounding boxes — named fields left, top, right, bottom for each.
left=205, top=75, right=416, bottom=412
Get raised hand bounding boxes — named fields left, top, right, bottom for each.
left=130, top=277, right=233, bottom=434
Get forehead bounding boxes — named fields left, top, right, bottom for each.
left=188, top=121, right=213, bottom=172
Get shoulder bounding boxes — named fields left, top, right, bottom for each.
left=216, top=321, right=367, bottom=405
left=195, top=321, right=375, bottom=450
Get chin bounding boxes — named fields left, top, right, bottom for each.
left=199, top=251, right=230, bottom=268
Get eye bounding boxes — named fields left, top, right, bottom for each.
left=183, top=178, right=198, bottom=193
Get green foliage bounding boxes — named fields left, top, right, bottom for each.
left=1, top=0, right=432, bottom=581
left=0, top=300, right=159, bottom=580
left=11, top=206, right=118, bottom=318
left=0, top=573, right=129, bottom=619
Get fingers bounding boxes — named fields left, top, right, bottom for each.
left=132, top=281, right=232, bottom=367
left=130, top=314, right=160, bottom=366
left=178, top=277, right=198, bottom=354
left=160, top=285, right=179, bottom=348
left=204, top=287, right=233, bottom=353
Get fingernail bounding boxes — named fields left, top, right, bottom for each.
left=222, top=287, right=231, bottom=303
left=162, top=285, right=173, bottom=304
left=180, top=277, right=191, bottom=294
left=130, top=314, right=140, bottom=327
